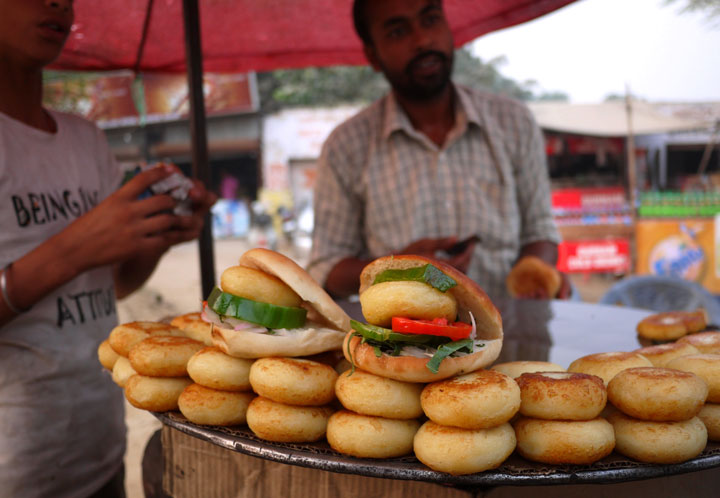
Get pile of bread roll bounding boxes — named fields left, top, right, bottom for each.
left=95, top=253, right=720, bottom=477
left=514, top=371, right=614, bottom=465
left=101, top=321, right=202, bottom=412
left=328, top=370, right=423, bottom=458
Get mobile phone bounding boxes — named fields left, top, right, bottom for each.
left=444, top=235, right=480, bottom=255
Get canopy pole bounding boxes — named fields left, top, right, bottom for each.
left=182, top=0, right=216, bottom=298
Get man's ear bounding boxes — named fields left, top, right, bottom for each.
left=363, top=44, right=381, bottom=72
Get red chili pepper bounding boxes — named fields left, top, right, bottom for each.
left=391, top=317, right=472, bottom=341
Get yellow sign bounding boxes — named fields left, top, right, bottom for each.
left=636, top=219, right=720, bottom=293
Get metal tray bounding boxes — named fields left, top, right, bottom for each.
left=156, top=411, right=720, bottom=487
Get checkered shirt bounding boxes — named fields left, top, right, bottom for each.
left=308, top=84, right=560, bottom=298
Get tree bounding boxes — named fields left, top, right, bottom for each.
left=257, top=47, right=567, bottom=111
left=665, top=0, right=720, bottom=21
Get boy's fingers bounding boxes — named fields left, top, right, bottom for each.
left=118, top=165, right=174, bottom=199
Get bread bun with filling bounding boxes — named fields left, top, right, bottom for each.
left=206, top=248, right=351, bottom=359
left=345, top=255, right=503, bottom=383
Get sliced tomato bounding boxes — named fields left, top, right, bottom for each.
left=391, top=317, right=472, bottom=341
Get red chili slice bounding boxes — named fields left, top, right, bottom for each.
left=391, top=317, right=472, bottom=341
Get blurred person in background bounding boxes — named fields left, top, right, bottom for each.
left=308, top=0, right=570, bottom=300
left=0, top=1, right=216, bottom=497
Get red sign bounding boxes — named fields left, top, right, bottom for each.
left=552, top=186, right=627, bottom=212
left=558, top=239, right=631, bottom=274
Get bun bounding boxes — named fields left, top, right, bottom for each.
left=665, top=353, right=720, bottom=403
left=513, top=417, right=615, bottom=465
left=248, top=357, right=338, bottom=406
left=506, top=256, right=561, bottom=298
left=128, top=336, right=204, bottom=377
left=240, top=248, right=350, bottom=332
left=516, top=372, right=606, bottom=420
left=178, top=383, right=255, bottom=426
left=326, top=410, right=420, bottom=458
left=677, top=331, right=720, bottom=354
left=186, top=347, right=253, bottom=391
left=350, top=255, right=503, bottom=382
left=413, top=421, right=516, bottom=475
left=608, top=411, right=707, bottom=464
left=567, top=351, right=652, bottom=385
left=171, top=312, right=213, bottom=346
left=633, top=342, right=700, bottom=367
left=108, top=321, right=185, bottom=357
left=211, top=249, right=350, bottom=358
left=360, top=280, right=457, bottom=327
left=421, top=370, right=520, bottom=429
left=111, top=356, right=137, bottom=388
left=636, top=309, right=708, bottom=341
left=334, top=369, right=423, bottom=419
left=490, top=360, right=565, bottom=378
left=607, top=367, right=707, bottom=421
left=98, top=340, right=120, bottom=371
left=698, top=403, right=720, bottom=441
left=245, top=396, right=334, bottom=443
left=124, top=375, right=192, bottom=412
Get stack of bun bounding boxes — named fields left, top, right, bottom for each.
left=607, top=367, right=709, bottom=463
left=513, top=372, right=614, bottom=464
left=123, top=334, right=203, bottom=412
left=666, top=353, right=720, bottom=442
left=178, top=346, right=256, bottom=426
left=415, top=370, right=519, bottom=475
left=100, top=321, right=187, bottom=388
left=335, top=255, right=510, bottom=474
left=202, top=248, right=351, bottom=442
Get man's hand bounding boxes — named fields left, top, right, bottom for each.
left=397, top=236, right=476, bottom=273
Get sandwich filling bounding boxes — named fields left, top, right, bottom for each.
left=351, top=263, right=488, bottom=373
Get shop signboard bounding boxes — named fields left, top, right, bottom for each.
left=558, top=239, right=631, bottom=274
left=635, top=218, right=720, bottom=294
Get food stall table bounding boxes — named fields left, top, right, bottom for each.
left=156, top=299, right=720, bottom=497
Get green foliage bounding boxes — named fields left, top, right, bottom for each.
left=665, top=0, right=720, bottom=22
left=257, top=47, right=568, bottom=111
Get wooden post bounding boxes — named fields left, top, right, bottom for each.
left=625, top=85, right=638, bottom=214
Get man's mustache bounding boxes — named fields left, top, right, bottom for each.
left=405, top=51, right=449, bottom=74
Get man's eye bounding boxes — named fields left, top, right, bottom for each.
left=387, top=26, right=408, bottom=39
left=422, top=14, right=442, bottom=27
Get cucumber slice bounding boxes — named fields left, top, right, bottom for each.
left=208, top=287, right=306, bottom=329
left=372, top=264, right=457, bottom=292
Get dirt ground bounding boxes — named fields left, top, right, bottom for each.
left=115, top=238, right=616, bottom=497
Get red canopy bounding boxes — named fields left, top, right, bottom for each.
left=54, top=0, right=576, bottom=73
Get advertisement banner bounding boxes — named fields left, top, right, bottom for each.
left=635, top=219, right=720, bottom=294
left=557, top=239, right=631, bottom=274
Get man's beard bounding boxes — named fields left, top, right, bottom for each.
left=384, top=50, right=453, bottom=102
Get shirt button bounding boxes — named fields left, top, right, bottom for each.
left=445, top=201, right=452, bottom=209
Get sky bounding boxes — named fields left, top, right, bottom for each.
left=470, top=0, right=720, bottom=103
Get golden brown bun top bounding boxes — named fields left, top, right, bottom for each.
left=358, top=254, right=502, bottom=341
left=239, top=248, right=351, bottom=332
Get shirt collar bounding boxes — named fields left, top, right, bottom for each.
left=381, top=84, right=482, bottom=141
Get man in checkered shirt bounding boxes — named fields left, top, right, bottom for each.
left=308, top=0, right=570, bottom=300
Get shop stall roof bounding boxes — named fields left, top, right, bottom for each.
left=528, top=100, right=709, bottom=138
left=52, top=0, right=578, bottom=72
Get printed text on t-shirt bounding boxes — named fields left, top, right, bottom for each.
left=57, top=285, right=116, bottom=328
left=11, top=187, right=100, bottom=227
